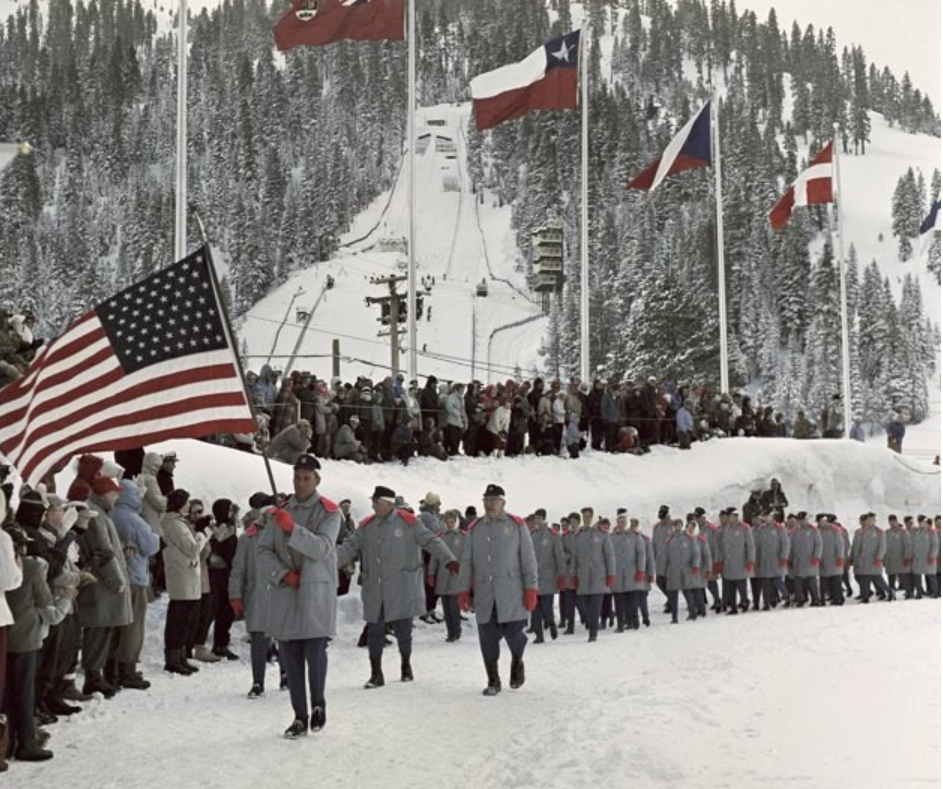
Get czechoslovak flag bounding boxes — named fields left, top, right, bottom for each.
left=470, top=30, right=581, bottom=132
left=273, top=0, right=404, bottom=52
left=626, top=101, right=711, bottom=190
left=769, top=142, right=834, bottom=230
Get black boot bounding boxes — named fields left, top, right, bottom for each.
left=44, top=690, right=81, bottom=716
left=509, top=656, right=525, bottom=689
left=482, top=661, right=502, bottom=696
left=181, top=647, right=200, bottom=673
left=549, top=621, right=558, bottom=640
left=164, top=648, right=191, bottom=676
left=400, top=655, right=413, bottom=682
left=364, top=657, right=385, bottom=689
left=13, top=741, right=53, bottom=762
left=83, top=669, right=119, bottom=698
left=104, top=659, right=120, bottom=687
left=310, top=702, right=327, bottom=732
left=533, top=621, right=545, bottom=644
left=119, top=662, right=151, bottom=690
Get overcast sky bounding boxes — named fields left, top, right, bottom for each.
left=732, top=0, right=941, bottom=107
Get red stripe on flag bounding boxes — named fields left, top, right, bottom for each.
left=2, top=363, right=245, bottom=457
left=769, top=185, right=796, bottom=230
left=473, top=68, right=578, bottom=131
left=805, top=177, right=833, bottom=205
left=19, top=392, right=254, bottom=484
left=273, top=0, right=404, bottom=51
left=627, top=153, right=710, bottom=190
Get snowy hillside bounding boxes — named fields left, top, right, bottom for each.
left=237, top=104, right=547, bottom=384
left=14, top=436, right=940, bottom=789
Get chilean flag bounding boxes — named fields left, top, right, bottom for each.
left=627, top=102, right=711, bottom=190
left=274, top=0, right=404, bottom=52
left=769, top=142, right=834, bottom=230
left=471, top=30, right=580, bottom=132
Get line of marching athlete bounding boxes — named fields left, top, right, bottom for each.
left=239, top=453, right=941, bottom=740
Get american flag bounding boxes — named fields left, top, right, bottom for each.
left=0, top=246, right=258, bottom=486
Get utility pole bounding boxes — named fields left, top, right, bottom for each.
left=365, top=274, right=410, bottom=377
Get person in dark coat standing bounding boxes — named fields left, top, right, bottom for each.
left=458, top=484, right=538, bottom=696
left=336, top=486, right=458, bottom=691
left=257, top=455, right=341, bottom=740
left=156, top=452, right=178, bottom=496
left=208, top=499, right=239, bottom=660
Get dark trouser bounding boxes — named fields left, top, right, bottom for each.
left=151, top=543, right=166, bottom=593
left=194, top=592, right=214, bottom=647
left=38, top=613, right=77, bottom=694
left=209, top=570, right=235, bottom=650
left=693, top=588, right=707, bottom=613
left=557, top=590, right=566, bottom=624
left=250, top=632, right=271, bottom=687
left=639, top=590, right=650, bottom=621
left=656, top=574, right=668, bottom=600
left=749, top=577, right=761, bottom=605
left=601, top=593, right=613, bottom=625
left=82, top=626, right=116, bottom=672
left=795, top=576, right=821, bottom=604
left=707, top=579, right=720, bottom=606
left=561, top=589, right=577, bottom=628
left=442, top=595, right=461, bottom=640
left=367, top=609, right=412, bottom=661
left=579, top=593, right=604, bottom=636
left=603, top=423, right=618, bottom=452
left=444, top=425, right=461, bottom=456
left=115, top=585, right=148, bottom=663
left=550, top=424, right=563, bottom=454
left=477, top=605, right=527, bottom=663
left=666, top=590, right=680, bottom=622
left=842, top=567, right=853, bottom=595
left=678, top=429, right=691, bottom=449
left=822, top=575, right=844, bottom=603
left=723, top=578, right=748, bottom=609
left=613, top=592, right=629, bottom=627
left=759, top=578, right=777, bottom=608
left=4, top=650, right=38, bottom=747
left=533, top=593, right=555, bottom=635
left=923, top=574, right=940, bottom=597
left=279, top=638, right=328, bottom=720
left=857, top=574, right=891, bottom=600
left=0, top=628, right=6, bottom=717
left=165, top=599, right=198, bottom=651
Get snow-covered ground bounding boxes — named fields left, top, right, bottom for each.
left=10, top=436, right=940, bottom=788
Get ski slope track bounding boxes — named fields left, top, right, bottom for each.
left=239, top=105, right=547, bottom=384
left=12, top=436, right=940, bottom=789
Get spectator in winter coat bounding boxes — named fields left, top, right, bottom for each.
left=886, top=413, right=906, bottom=453
left=485, top=399, right=511, bottom=458
left=256, top=364, right=279, bottom=414
left=67, top=453, right=124, bottom=502
left=208, top=499, right=240, bottom=660
left=267, top=420, right=314, bottom=464
left=391, top=418, right=416, bottom=466
left=676, top=400, right=694, bottom=449
left=137, top=452, right=167, bottom=532
left=111, top=480, right=160, bottom=689
left=792, top=410, right=817, bottom=439
left=333, top=417, right=368, bottom=463
left=271, top=378, right=301, bottom=438
left=156, top=452, right=177, bottom=496
left=417, top=418, right=448, bottom=461
left=444, top=384, right=467, bottom=456
left=565, top=414, right=582, bottom=459
left=600, top=385, right=621, bottom=452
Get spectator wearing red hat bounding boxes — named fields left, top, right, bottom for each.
left=76, top=475, right=132, bottom=698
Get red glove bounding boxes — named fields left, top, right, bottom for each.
left=273, top=508, right=295, bottom=534
left=570, top=576, right=579, bottom=590
left=811, top=558, right=820, bottom=567
left=836, top=558, right=845, bottom=568
left=634, top=571, right=645, bottom=583
left=873, top=558, right=883, bottom=568
left=523, top=588, right=538, bottom=612
left=458, top=592, right=473, bottom=612
left=445, top=560, right=460, bottom=575
left=557, top=574, right=566, bottom=590
left=779, top=559, right=789, bottom=569
left=746, top=561, right=755, bottom=573
left=714, top=562, right=723, bottom=575
left=427, top=575, right=436, bottom=588
left=229, top=598, right=244, bottom=617
left=692, top=567, right=699, bottom=575
left=283, top=571, right=301, bottom=588
left=606, top=575, right=616, bottom=588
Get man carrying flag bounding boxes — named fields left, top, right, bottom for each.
left=274, top=0, right=404, bottom=52
left=0, top=247, right=258, bottom=488
left=626, top=101, right=711, bottom=190
left=470, top=30, right=581, bottom=132
left=769, top=142, right=834, bottom=230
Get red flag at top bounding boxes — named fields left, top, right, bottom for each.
left=274, top=0, right=404, bottom=52
left=769, top=142, right=834, bottom=230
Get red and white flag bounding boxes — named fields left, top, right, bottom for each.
left=0, top=247, right=258, bottom=487
left=470, top=30, right=580, bottom=132
left=273, top=0, right=404, bottom=52
left=769, top=142, right=834, bottom=230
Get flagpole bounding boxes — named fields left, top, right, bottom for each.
left=174, top=0, right=188, bottom=260
left=406, top=0, right=417, bottom=380
left=711, top=92, right=729, bottom=394
left=833, top=125, right=852, bottom=439
left=579, top=24, right=590, bottom=383
left=193, top=212, right=279, bottom=498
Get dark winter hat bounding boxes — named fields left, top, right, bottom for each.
left=294, top=454, right=321, bottom=472
left=658, top=505, right=670, bottom=518
left=483, top=483, right=505, bottom=500
left=616, top=507, right=627, bottom=516
left=212, top=498, right=234, bottom=525
left=465, top=505, right=478, bottom=518
left=166, top=488, right=191, bottom=513
left=371, top=485, right=396, bottom=502
left=249, top=492, right=276, bottom=510
left=693, top=506, right=707, bottom=517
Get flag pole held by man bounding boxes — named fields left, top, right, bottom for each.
left=470, top=29, right=581, bottom=132
left=0, top=246, right=258, bottom=488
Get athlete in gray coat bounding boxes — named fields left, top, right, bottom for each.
left=458, top=484, right=538, bottom=696
left=664, top=520, right=701, bottom=622
left=257, top=455, right=341, bottom=739
left=428, top=511, right=466, bottom=642
left=336, top=485, right=458, bottom=690
left=528, top=509, right=565, bottom=643
left=610, top=513, right=646, bottom=631
left=571, top=517, right=616, bottom=641
left=790, top=515, right=823, bottom=607
left=883, top=515, right=913, bottom=597
left=850, top=513, right=894, bottom=602
left=818, top=515, right=847, bottom=605
left=718, top=508, right=755, bottom=613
